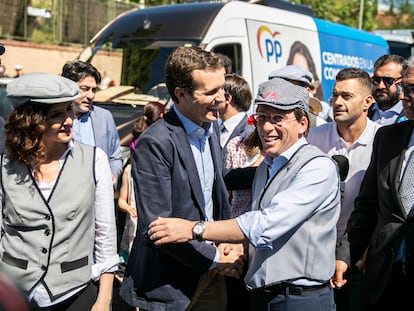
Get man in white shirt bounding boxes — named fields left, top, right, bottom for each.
left=308, top=67, right=379, bottom=311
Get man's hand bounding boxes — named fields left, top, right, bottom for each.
left=111, top=173, right=117, bottom=185
left=148, top=217, right=194, bottom=244
left=355, top=248, right=367, bottom=273
left=330, top=260, right=348, bottom=289
left=215, top=243, right=246, bottom=279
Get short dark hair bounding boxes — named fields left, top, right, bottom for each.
left=61, top=60, right=101, bottom=84
left=374, top=54, right=405, bottom=73
left=217, top=53, right=232, bottom=74
left=165, top=46, right=224, bottom=103
left=335, top=67, right=372, bottom=92
left=224, top=73, right=252, bottom=112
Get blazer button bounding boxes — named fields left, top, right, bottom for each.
left=45, top=215, right=51, bottom=220
left=41, top=248, right=47, bottom=254
left=44, top=229, right=50, bottom=236
left=41, top=265, right=47, bottom=271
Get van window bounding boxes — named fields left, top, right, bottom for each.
left=387, top=41, right=413, bottom=59
left=212, top=44, right=242, bottom=75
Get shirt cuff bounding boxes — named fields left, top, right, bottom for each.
left=209, top=247, right=220, bottom=270
left=91, top=254, right=120, bottom=281
left=236, top=211, right=273, bottom=249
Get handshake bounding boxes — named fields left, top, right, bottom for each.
left=148, top=217, right=247, bottom=279
left=215, top=243, right=247, bottom=279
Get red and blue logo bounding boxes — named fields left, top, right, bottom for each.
left=257, top=26, right=282, bottom=63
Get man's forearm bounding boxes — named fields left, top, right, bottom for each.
left=203, top=219, right=246, bottom=243
left=148, top=217, right=247, bottom=245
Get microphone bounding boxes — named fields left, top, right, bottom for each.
left=332, top=155, right=349, bottom=198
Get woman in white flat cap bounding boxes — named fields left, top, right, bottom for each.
left=0, top=72, right=118, bottom=311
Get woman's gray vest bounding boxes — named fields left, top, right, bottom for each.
left=0, top=142, right=96, bottom=301
left=245, top=144, right=340, bottom=290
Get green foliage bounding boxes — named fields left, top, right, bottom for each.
left=292, top=0, right=378, bottom=31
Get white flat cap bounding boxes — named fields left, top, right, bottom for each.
left=7, top=72, right=80, bottom=107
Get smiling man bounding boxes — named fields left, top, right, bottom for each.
left=148, top=77, right=341, bottom=311
left=119, top=46, right=245, bottom=311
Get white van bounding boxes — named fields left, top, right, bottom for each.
left=79, top=0, right=389, bottom=102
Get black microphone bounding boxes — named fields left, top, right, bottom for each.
left=332, top=155, right=349, bottom=198
left=0, top=43, right=4, bottom=56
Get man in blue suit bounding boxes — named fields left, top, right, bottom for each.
left=120, top=47, right=245, bottom=311
left=62, top=60, right=122, bottom=185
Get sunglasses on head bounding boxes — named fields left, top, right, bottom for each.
left=372, top=76, right=401, bottom=87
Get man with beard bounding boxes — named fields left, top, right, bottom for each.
left=369, top=54, right=406, bottom=126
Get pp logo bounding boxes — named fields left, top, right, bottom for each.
left=257, top=26, right=282, bottom=63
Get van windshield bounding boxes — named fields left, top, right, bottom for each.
left=78, top=3, right=224, bottom=101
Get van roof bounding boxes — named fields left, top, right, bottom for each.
left=90, top=2, right=225, bottom=50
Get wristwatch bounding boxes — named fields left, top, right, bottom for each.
left=192, top=221, right=206, bottom=241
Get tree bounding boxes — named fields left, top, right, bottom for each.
left=292, top=0, right=378, bottom=31
left=378, top=0, right=414, bottom=28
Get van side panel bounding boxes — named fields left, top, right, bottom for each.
left=246, top=19, right=320, bottom=98
left=314, top=18, right=389, bottom=99
left=202, top=2, right=389, bottom=102
left=203, top=2, right=320, bottom=99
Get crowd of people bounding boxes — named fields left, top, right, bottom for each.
left=1, top=39, right=414, bottom=311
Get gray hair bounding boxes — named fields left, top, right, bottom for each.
left=402, top=56, right=413, bottom=77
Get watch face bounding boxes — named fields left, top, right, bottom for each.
left=194, top=223, right=204, bottom=234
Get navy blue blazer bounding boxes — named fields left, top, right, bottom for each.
left=120, top=108, right=230, bottom=310
left=337, top=120, right=414, bottom=304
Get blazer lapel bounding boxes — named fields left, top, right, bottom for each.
left=389, top=123, right=414, bottom=217
left=165, top=110, right=206, bottom=218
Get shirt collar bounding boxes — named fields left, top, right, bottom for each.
left=222, top=112, right=246, bottom=134
left=77, top=111, right=91, bottom=122
left=65, top=140, right=75, bottom=158
left=173, top=105, right=213, bottom=140
left=76, top=105, right=94, bottom=121
left=372, top=100, right=403, bottom=114
left=264, top=137, right=307, bottom=167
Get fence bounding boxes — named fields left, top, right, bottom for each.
left=0, top=0, right=138, bottom=46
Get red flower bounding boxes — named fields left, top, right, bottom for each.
left=247, top=114, right=256, bottom=125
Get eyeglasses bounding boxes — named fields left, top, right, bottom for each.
left=400, top=84, right=414, bottom=99
left=254, top=112, right=294, bottom=125
left=372, top=76, right=402, bottom=87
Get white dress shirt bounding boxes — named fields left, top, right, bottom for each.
left=220, top=112, right=246, bottom=147
left=307, top=119, right=380, bottom=238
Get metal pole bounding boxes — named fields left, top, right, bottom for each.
left=358, top=0, right=364, bottom=30
left=24, top=0, right=27, bottom=39
left=59, top=0, right=63, bottom=43
left=84, top=0, right=88, bottom=45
